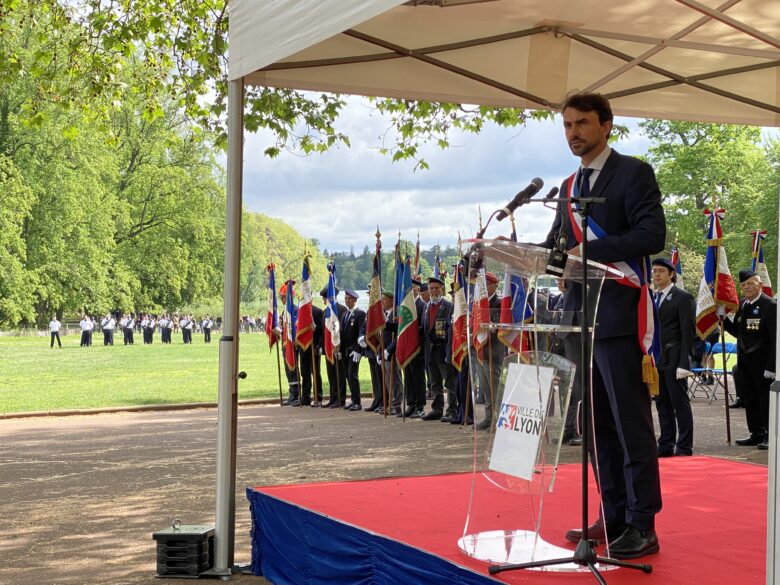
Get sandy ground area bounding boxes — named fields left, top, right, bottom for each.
left=0, top=395, right=764, bottom=585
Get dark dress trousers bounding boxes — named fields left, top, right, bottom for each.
left=724, top=294, right=777, bottom=438
left=339, top=305, right=366, bottom=405
left=541, top=149, right=666, bottom=531
left=324, top=302, right=347, bottom=405
left=654, top=285, right=696, bottom=455
left=422, top=298, right=457, bottom=417
left=299, top=305, right=324, bottom=404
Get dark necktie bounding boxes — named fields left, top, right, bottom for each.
left=579, top=167, right=594, bottom=197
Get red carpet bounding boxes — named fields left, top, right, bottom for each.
left=252, top=456, right=766, bottom=583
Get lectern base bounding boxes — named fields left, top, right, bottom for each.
left=458, top=530, right=618, bottom=573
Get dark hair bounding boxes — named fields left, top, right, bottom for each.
left=562, top=92, right=613, bottom=125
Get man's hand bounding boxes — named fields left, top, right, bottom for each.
left=350, top=351, right=362, bottom=363
left=334, top=351, right=342, bottom=360
left=676, top=368, right=692, bottom=380
left=764, top=370, right=776, bottom=380
left=384, top=350, right=390, bottom=361
left=358, top=336, right=367, bottom=348
left=272, top=327, right=282, bottom=337
left=376, top=354, right=382, bottom=365
left=716, top=305, right=726, bottom=318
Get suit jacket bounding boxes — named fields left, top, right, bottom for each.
left=340, top=306, right=366, bottom=352
left=655, top=285, right=695, bottom=371
left=540, top=149, right=666, bottom=339
left=311, top=305, right=324, bottom=350
left=422, top=298, right=453, bottom=363
left=723, top=294, right=777, bottom=372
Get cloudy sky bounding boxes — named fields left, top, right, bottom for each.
left=238, top=95, right=756, bottom=253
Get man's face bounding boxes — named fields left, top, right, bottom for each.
left=420, top=290, right=430, bottom=302
left=563, top=107, right=611, bottom=160
left=487, top=281, right=498, bottom=297
left=345, top=295, right=357, bottom=309
left=652, top=266, right=674, bottom=289
left=381, top=295, right=393, bottom=310
left=741, top=276, right=762, bottom=300
left=428, top=282, right=444, bottom=301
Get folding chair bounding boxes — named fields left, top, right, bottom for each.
left=689, top=341, right=713, bottom=400
left=703, top=342, right=738, bottom=404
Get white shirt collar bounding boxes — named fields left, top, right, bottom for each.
left=581, top=145, right=612, bottom=172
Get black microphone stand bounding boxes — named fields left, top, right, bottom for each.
left=488, top=196, right=652, bottom=583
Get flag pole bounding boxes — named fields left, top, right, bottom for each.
left=718, top=315, right=733, bottom=444
left=275, top=343, right=284, bottom=406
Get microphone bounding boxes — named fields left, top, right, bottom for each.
left=544, top=186, right=560, bottom=199
left=496, top=177, right=544, bottom=221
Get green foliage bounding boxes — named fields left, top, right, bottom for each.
left=642, top=120, right=779, bottom=290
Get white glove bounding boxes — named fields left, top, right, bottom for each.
left=376, top=354, right=382, bottom=365
left=716, top=305, right=726, bottom=318
left=272, top=327, right=282, bottom=336
left=764, top=370, right=776, bottom=380
left=358, top=336, right=367, bottom=348
left=318, top=347, right=323, bottom=356
left=350, top=351, right=362, bottom=363
left=676, top=368, right=692, bottom=380
left=384, top=350, right=390, bottom=361
left=334, top=351, right=342, bottom=360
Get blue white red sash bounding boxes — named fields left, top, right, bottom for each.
left=565, top=172, right=661, bottom=391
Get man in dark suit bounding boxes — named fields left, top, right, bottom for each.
left=340, top=289, right=366, bottom=411
left=723, top=269, right=777, bottom=450
left=474, top=272, right=504, bottom=430
left=399, top=279, right=428, bottom=418
left=320, top=286, right=347, bottom=408
left=298, top=302, right=324, bottom=406
left=651, top=257, right=695, bottom=457
left=541, top=93, right=666, bottom=559
left=421, top=276, right=457, bottom=421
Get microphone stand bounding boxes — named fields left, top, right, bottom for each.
left=488, top=196, right=652, bottom=583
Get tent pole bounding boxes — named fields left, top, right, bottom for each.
left=214, top=77, right=244, bottom=576
left=768, top=181, right=780, bottom=585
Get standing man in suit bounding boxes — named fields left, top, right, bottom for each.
left=298, top=302, right=324, bottom=407
left=379, top=291, right=403, bottom=416
left=723, top=269, right=777, bottom=450
left=474, top=272, right=504, bottom=430
left=541, top=92, right=666, bottom=559
left=651, top=257, right=695, bottom=457
left=320, top=286, right=347, bottom=408
left=421, top=276, right=457, bottom=421
left=400, top=278, right=428, bottom=418
left=340, top=289, right=366, bottom=411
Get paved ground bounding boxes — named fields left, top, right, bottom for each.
left=0, top=396, right=765, bottom=585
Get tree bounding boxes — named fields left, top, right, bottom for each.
left=642, top=120, right=778, bottom=288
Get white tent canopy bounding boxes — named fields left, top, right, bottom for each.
left=214, top=0, right=780, bottom=580
left=231, top=0, right=780, bottom=126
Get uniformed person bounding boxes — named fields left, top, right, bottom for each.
left=723, top=269, right=777, bottom=450
left=400, top=279, right=427, bottom=418
left=340, top=289, right=366, bottom=411
left=379, top=290, right=403, bottom=415
left=651, top=257, right=695, bottom=457
left=474, top=272, right=504, bottom=429
left=201, top=316, right=213, bottom=343
left=298, top=300, right=324, bottom=406
left=101, top=313, right=115, bottom=346
left=279, top=281, right=301, bottom=406
left=320, top=287, right=347, bottom=408
left=421, top=276, right=457, bottom=421
left=79, top=314, right=92, bottom=347
left=49, top=315, right=62, bottom=348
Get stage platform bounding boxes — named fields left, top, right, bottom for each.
left=247, top=456, right=765, bottom=584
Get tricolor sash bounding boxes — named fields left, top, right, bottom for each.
left=565, top=171, right=661, bottom=395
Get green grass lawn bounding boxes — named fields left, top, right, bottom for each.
left=0, top=333, right=374, bottom=413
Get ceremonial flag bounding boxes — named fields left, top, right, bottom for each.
left=433, top=250, right=442, bottom=280
left=365, top=241, right=385, bottom=352
left=413, top=233, right=421, bottom=277
left=283, top=279, right=297, bottom=371
left=396, top=257, right=421, bottom=369
left=498, top=270, right=534, bottom=353
left=670, top=244, right=684, bottom=290
left=295, top=255, right=314, bottom=350
left=265, top=264, right=279, bottom=350
left=471, top=269, right=490, bottom=363
left=695, top=209, right=739, bottom=339
left=323, top=262, right=341, bottom=363
left=451, top=261, right=468, bottom=372
left=393, top=240, right=404, bottom=317
left=752, top=229, right=773, bottom=297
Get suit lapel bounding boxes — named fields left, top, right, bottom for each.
left=589, top=149, right=619, bottom=198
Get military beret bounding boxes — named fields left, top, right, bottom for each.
left=344, top=289, right=359, bottom=299
left=419, top=283, right=428, bottom=292
left=279, top=282, right=294, bottom=296
left=651, top=257, right=675, bottom=272
left=411, top=277, right=422, bottom=286
left=739, top=269, right=758, bottom=283
left=428, top=276, right=445, bottom=286
left=382, top=290, right=394, bottom=299
left=319, top=286, right=339, bottom=297
left=485, top=272, right=499, bottom=284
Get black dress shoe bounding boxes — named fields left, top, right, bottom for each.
left=422, top=411, right=442, bottom=421
left=729, top=398, right=745, bottom=409
left=409, top=408, right=423, bottom=419
left=347, top=403, right=362, bottom=411
left=758, top=441, right=769, bottom=450
left=403, top=407, right=416, bottom=417
left=328, top=402, right=341, bottom=409
left=607, top=527, right=659, bottom=559
left=476, top=418, right=491, bottom=430
left=288, top=399, right=300, bottom=407
left=567, top=436, right=583, bottom=447
left=441, top=415, right=455, bottom=423
left=364, top=404, right=379, bottom=412
left=564, top=518, right=626, bottom=545
left=390, top=408, right=402, bottom=416
left=735, top=435, right=764, bottom=446
left=657, top=449, right=674, bottom=458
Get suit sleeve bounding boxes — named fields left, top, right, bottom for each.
left=722, top=306, right=739, bottom=338
left=678, top=293, right=696, bottom=370
left=587, top=162, right=666, bottom=263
